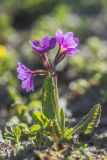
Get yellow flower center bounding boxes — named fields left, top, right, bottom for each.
left=60, top=46, right=66, bottom=53
left=0, top=45, right=7, bottom=59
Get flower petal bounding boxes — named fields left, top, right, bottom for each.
left=66, top=48, right=80, bottom=55
left=17, top=62, right=34, bottom=92
left=49, top=38, right=56, bottom=49
left=31, top=40, right=44, bottom=53
left=21, top=79, right=28, bottom=89
left=29, top=77, right=34, bottom=92
left=64, top=32, right=73, bottom=42
left=41, top=36, right=50, bottom=48
left=21, top=76, right=34, bottom=92
left=74, top=37, right=79, bottom=45
left=31, top=40, right=40, bottom=47
left=55, top=29, right=64, bottom=46
left=33, top=46, right=44, bottom=53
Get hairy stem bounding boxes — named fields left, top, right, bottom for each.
left=53, top=76, right=60, bottom=125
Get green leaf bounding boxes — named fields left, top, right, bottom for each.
left=42, top=76, right=56, bottom=119
left=4, top=126, right=21, bottom=143
left=12, top=126, right=21, bottom=142
left=72, top=104, right=101, bottom=135
left=60, top=108, right=65, bottom=132
left=18, top=123, right=29, bottom=133
left=4, top=128, right=15, bottom=140
left=63, top=128, right=74, bottom=139
left=30, top=124, right=41, bottom=133
left=32, top=111, right=49, bottom=126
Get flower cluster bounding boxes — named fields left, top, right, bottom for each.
left=17, top=29, right=79, bottom=92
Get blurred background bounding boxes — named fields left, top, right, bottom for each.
left=0, top=0, right=107, bottom=128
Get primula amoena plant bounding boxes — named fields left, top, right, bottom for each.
left=4, top=29, right=101, bottom=152
left=17, top=29, right=101, bottom=146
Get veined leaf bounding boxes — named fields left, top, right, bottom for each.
left=42, top=76, right=56, bottom=119
left=64, top=128, right=74, bottom=137
left=53, top=120, right=61, bottom=135
left=52, top=120, right=61, bottom=144
left=63, top=128, right=74, bottom=140
left=60, top=128, right=73, bottom=143
left=72, top=104, right=101, bottom=135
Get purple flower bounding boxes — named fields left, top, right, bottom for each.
left=55, top=29, right=79, bottom=56
left=30, top=36, right=56, bottom=54
left=17, top=62, right=34, bottom=92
